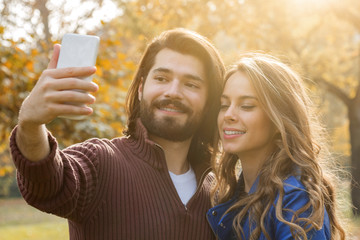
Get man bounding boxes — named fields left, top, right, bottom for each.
left=10, top=28, right=225, bottom=239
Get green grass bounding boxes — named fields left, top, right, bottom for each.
left=0, top=198, right=68, bottom=240
left=0, top=198, right=359, bottom=239
left=0, top=222, right=68, bottom=240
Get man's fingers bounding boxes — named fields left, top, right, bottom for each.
left=48, top=90, right=96, bottom=105
left=45, top=66, right=97, bottom=79
left=50, top=78, right=99, bottom=92
left=50, top=102, right=94, bottom=116
left=48, top=44, right=61, bottom=69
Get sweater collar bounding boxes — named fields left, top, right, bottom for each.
left=128, top=118, right=211, bottom=177
left=127, top=118, right=164, bottom=169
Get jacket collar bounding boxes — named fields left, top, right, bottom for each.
left=248, top=174, right=260, bottom=194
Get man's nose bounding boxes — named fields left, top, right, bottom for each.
left=164, top=80, right=183, bottom=99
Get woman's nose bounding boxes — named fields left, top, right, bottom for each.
left=224, top=105, right=237, bottom=122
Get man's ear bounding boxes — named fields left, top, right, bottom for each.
left=138, top=77, right=144, bottom=101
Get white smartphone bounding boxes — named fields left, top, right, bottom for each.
left=56, top=33, right=100, bottom=120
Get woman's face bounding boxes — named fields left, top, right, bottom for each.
left=218, top=71, right=276, bottom=158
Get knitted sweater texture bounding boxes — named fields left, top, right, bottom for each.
left=10, top=120, right=215, bottom=240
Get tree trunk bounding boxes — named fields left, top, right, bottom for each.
left=34, top=0, right=51, bottom=49
left=349, top=83, right=360, bottom=216
left=317, top=77, right=360, bottom=216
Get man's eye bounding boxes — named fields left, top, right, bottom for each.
left=155, top=76, right=167, bottom=82
left=186, top=82, right=200, bottom=89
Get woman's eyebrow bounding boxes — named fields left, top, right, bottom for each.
left=220, top=94, right=258, bottom=100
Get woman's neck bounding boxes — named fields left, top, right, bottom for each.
left=239, top=151, right=269, bottom=193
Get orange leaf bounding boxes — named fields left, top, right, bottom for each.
left=26, top=61, right=34, bottom=71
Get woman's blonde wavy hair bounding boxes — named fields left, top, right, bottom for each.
left=211, top=53, right=345, bottom=240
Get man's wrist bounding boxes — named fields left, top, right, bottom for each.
left=16, top=122, right=50, bottom=162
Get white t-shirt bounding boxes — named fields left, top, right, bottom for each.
left=169, top=167, right=197, bottom=206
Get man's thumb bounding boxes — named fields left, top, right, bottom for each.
left=47, top=44, right=61, bottom=69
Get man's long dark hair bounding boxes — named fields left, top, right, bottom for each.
left=124, top=28, right=225, bottom=164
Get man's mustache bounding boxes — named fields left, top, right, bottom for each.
left=153, top=99, right=193, bottom=114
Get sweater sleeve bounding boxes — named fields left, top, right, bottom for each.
left=9, top=126, right=100, bottom=222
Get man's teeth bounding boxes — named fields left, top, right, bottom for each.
left=161, top=107, right=183, bottom=113
left=224, top=130, right=246, bottom=135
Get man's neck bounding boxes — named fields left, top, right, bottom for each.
left=149, top=134, right=192, bottom=175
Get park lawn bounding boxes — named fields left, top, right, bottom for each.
left=0, top=198, right=68, bottom=240
left=0, top=198, right=359, bottom=239
left=0, top=221, right=68, bottom=240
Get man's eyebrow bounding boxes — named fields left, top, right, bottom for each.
left=153, top=67, right=171, bottom=74
left=183, top=73, right=204, bottom=83
left=152, top=67, right=204, bottom=82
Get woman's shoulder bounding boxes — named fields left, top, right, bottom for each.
left=282, top=175, right=306, bottom=194
left=271, top=176, right=331, bottom=239
left=274, top=175, right=309, bottom=209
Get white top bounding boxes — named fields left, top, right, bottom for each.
left=169, top=167, right=197, bottom=206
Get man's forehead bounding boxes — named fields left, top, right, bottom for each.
left=150, top=48, right=206, bottom=81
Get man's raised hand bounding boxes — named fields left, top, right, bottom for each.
left=18, top=44, right=99, bottom=126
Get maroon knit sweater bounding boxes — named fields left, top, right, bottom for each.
left=10, top=120, right=216, bottom=240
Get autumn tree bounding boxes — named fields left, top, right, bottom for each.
left=324, top=0, right=360, bottom=215
left=0, top=0, right=133, bottom=196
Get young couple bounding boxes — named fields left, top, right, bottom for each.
left=10, top=28, right=345, bottom=239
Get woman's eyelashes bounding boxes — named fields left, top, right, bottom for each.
left=219, top=102, right=256, bottom=111
left=241, top=105, right=255, bottom=110
left=220, top=102, right=230, bottom=110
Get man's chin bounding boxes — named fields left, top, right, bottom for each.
left=144, top=118, right=197, bottom=142
left=155, top=115, right=187, bottom=127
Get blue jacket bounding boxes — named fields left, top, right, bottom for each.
left=207, top=175, right=331, bottom=239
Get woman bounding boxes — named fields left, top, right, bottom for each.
left=207, top=53, right=345, bottom=240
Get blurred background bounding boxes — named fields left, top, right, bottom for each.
left=0, top=0, right=359, bottom=239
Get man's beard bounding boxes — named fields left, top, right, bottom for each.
left=139, top=98, right=204, bottom=142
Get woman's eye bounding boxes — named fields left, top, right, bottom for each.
left=220, top=104, right=229, bottom=110
left=241, top=105, right=255, bottom=110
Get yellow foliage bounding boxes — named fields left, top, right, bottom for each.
left=138, top=34, right=145, bottom=41
left=4, top=61, right=12, bottom=69
left=110, top=122, right=123, bottom=131
left=26, top=61, right=34, bottom=72
left=0, top=166, right=14, bottom=177
left=332, top=121, right=351, bottom=156
left=123, top=61, right=136, bottom=72
left=31, top=49, right=38, bottom=56
left=99, top=108, right=111, bottom=118
left=117, top=52, right=126, bottom=61
left=95, top=67, right=103, bottom=78
left=100, top=59, right=113, bottom=70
